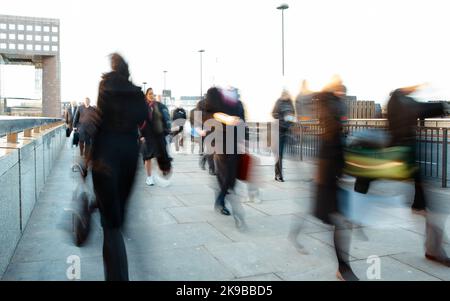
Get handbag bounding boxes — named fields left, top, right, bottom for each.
left=237, top=153, right=252, bottom=181
left=72, top=131, right=80, bottom=146
left=66, top=127, right=72, bottom=137
left=344, top=146, right=417, bottom=180
left=69, top=163, right=95, bottom=247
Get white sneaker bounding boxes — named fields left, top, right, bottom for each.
left=155, top=175, right=171, bottom=187
left=145, top=176, right=154, bottom=186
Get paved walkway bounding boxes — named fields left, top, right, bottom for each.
left=2, top=139, right=450, bottom=281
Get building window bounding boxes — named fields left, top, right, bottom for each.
left=0, top=24, right=6, bottom=30
left=26, top=44, right=33, bottom=50
left=43, top=26, right=50, bottom=32
left=52, top=36, right=58, bottom=42
left=18, top=34, right=24, bottom=40
left=52, top=26, right=58, bottom=33
left=26, top=25, right=33, bottom=31
left=0, top=33, right=6, bottom=39
left=35, top=45, right=41, bottom=51
left=35, top=25, right=42, bottom=31
left=43, top=45, right=50, bottom=51
left=18, top=44, right=24, bottom=50
left=9, top=43, right=16, bottom=50
left=26, top=34, right=33, bottom=41
left=18, top=24, right=25, bottom=31
left=9, top=34, right=16, bottom=40
left=44, top=35, right=50, bottom=42
left=52, top=45, right=58, bottom=52
left=35, top=35, right=42, bottom=41
left=0, top=43, right=6, bottom=49
left=9, top=24, right=16, bottom=30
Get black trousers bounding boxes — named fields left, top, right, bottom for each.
left=214, top=154, right=239, bottom=208
left=92, top=134, right=139, bottom=281
left=275, top=132, right=288, bottom=178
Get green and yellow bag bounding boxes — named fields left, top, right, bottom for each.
left=344, top=146, right=417, bottom=180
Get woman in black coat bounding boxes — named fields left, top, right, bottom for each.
left=314, top=83, right=358, bottom=281
left=272, top=91, right=295, bottom=182
left=205, top=87, right=246, bottom=216
left=90, top=53, right=152, bottom=281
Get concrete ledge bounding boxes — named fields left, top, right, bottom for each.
left=0, top=124, right=66, bottom=278
left=0, top=148, right=20, bottom=277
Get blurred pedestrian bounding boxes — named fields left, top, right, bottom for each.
left=73, top=97, right=97, bottom=157
left=139, top=87, right=172, bottom=187
left=89, top=53, right=171, bottom=281
left=272, top=90, right=296, bottom=182
left=314, top=77, right=358, bottom=281
left=205, top=86, right=246, bottom=219
left=64, top=100, right=78, bottom=137
left=355, top=85, right=450, bottom=267
left=171, top=103, right=187, bottom=153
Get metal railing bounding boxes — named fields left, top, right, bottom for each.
left=247, top=120, right=450, bottom=188
left=0, top=116, right=63, bottom=142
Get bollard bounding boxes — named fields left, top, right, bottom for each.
left=24, top=128, right=32, bottom=137
left=7, top=132, right=18, bottom=143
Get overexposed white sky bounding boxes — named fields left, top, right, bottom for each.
left=1, top=0, right=450, bottom=120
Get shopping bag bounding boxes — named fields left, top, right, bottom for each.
left=66, top=163, right=95, bottom=247
left=237, top=153, right=252, bottom=181
left=72, top=131, right=79, bottom=146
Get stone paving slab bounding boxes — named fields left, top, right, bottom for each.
left=309, top=228, right=427, bottom=260
left=349, top=256, right=441, bottom=281
left=3, top=141, right=450, bottom=281
left=166, top=204, right=266, bottom=224
left=208, top=214, right=328, bottom=243
left=390, top=251, right=450, bottom=281
left=128, top=246, right=236, bottom=281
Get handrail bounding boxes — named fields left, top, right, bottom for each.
left=0, top=116, right=63, bottom=138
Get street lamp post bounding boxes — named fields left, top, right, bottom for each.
left=198, top=49, right=205, bottom=100
left=277, top=4, right=289, bottom=77
left=163, top=71, right=168, bottom=91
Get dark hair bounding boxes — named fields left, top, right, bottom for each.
left=110, top=53, right=130, bottom=79
left=146, top=87, right=153, bottom=95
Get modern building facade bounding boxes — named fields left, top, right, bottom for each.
left=0, top=14, right=60, bottom=117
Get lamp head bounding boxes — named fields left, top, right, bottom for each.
left=277, top=4, right=289, bottom=10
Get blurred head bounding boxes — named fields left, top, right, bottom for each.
left=110, top=53, right=130, bottom=79
left=281, top=89, right=291, bottom=100
left=145, top=88, right=154, bottom=102
left=206, top=87, right=223, bottom=104
left=84, top=97, right=91, bottom=107
left=70, top=100, right=77, bottom=107
left=322, top=75, right=345, bottom=97
left=334, top=85, right=347, bottom=98
left=300, top=80, right=312, bottom=94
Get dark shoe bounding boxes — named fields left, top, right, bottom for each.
left=425, top=253, right=450, bottom=267
left=209, top=168, right=216, bottom=176
left=336, top=264, right=359, bottom=281
left=215, top=205, right=231, bottom=216
left=275, top=175, right=284, bottom=182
